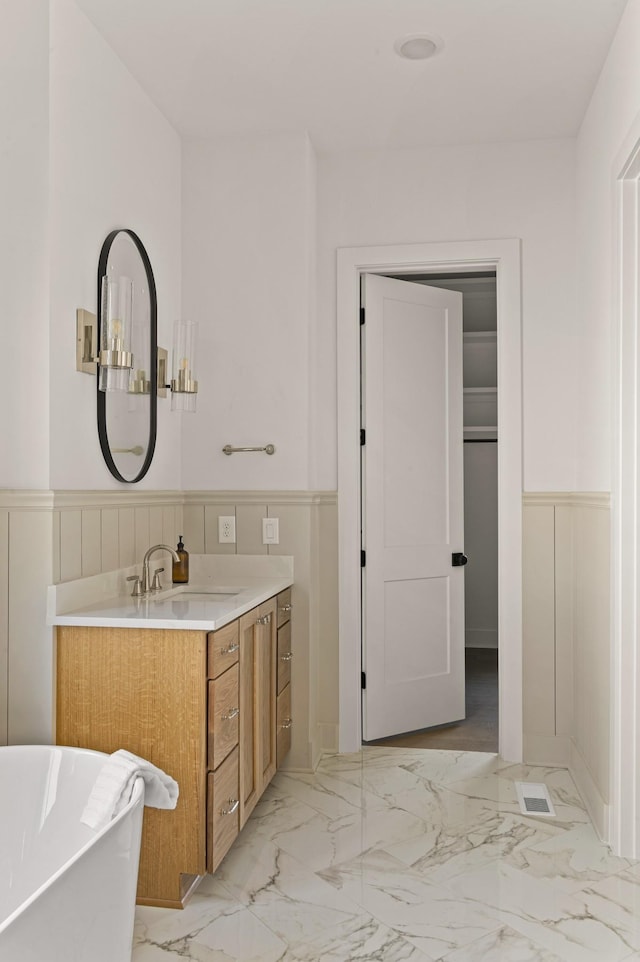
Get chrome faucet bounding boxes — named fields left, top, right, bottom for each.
left=142, top=544, right=180, bottom=594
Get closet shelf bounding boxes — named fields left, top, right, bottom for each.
left=463, top=387, right=497, bottom=395
left=463, top=331, right=497, bottom=341
left=464, top=426, right=498, bottom=440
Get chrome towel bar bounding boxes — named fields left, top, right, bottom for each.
left=222, top=444, right=275, bottom=455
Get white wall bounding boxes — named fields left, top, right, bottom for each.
left=49, top=0, right=182, bottom=490
left=575, top=0, right=640, bottom=491
left=316, top=138, right=577, bottom=492
left=571, top=0, right=640, bottom=844
left=181, top=132, right=315, bottom=491
left=0, top=1, right=50, bottom=489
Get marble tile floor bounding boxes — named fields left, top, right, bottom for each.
left=133, top=748, right=640, bottom=962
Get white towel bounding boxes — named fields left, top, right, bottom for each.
left=81, top=749, right=179, bottom=830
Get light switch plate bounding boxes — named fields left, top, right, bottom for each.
left=218, top=516, right=236, bottom=543
left=262, top=517, right=279, bottom=545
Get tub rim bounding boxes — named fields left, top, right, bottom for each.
left=0, top=744, right=145, bottom=935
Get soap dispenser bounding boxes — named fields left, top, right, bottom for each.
left=172, top=536, right=189, bottom=584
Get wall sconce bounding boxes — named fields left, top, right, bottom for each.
left=76, top=277, right=142, bottom=393
left=98, top=274, right=134, bottom=393
left=169, top=320, right=199, bottom=413
left=76, top=309, right=98, bottom=375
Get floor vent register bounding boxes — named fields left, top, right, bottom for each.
left=515, top=781, right=556, bottom=817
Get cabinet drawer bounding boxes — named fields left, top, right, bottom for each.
left=277, top=589, right=292, bottom=629
left=207, top=747, right=239, bottom=873
left=276, top=683, right=292, bottom=766
left=207, top=621, right=240, bottom=679
left=277, top=620, right=292, bottom=695
left=208, top=665, right=239, bottom=770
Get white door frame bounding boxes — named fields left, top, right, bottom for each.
left=337, top=238, right=523, bottom=760
left=612, top=126, right=640, bottom=857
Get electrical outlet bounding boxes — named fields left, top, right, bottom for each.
left=218, top=515, right=236, bottom=544
left=262, top=517, right=279, bottom=545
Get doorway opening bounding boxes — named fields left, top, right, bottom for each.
left=337, top=239, right=522, bottom=762
left=363, top=271, right=499, bottom=753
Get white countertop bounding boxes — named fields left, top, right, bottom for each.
left=47, top=554, right=293, bottom=631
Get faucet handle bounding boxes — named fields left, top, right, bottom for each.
left=150, top=567, right=165, bottom=591
left=126, top=575, right=143, bottom=597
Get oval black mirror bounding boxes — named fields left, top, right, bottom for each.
left=96, top=229, right=157, bottom=483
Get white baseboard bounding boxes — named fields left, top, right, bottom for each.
left=523, top=733, right=572, bottom=767
left=523, top=734, right=611, bottom=844
left=569, top=738, right=610, bottom=843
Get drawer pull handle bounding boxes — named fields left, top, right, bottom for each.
left=280, top=652, right=293, bottom=662
left=279, top=603, right=293, bottom=612
left=256, top=614, right=271, bottom=626
left=222, top=707, right=240, bottom=720
left=281, top=718, right=293, bottom=730
left=220, top=642, right=240, bottom=655
left=220, top=798, right=239, bottom=816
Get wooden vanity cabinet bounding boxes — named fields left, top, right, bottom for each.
left=56, top=627, right=208, bottom=909
left=206, top=619, right=240, bottom=872
left=238, top=597, right=277, bottom=827
left=276, top=589, right=293, bottom=764
left=56, top=588, right=291, bottom=909
left=207, top=747, right=239, bottom=873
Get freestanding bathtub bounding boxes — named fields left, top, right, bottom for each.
left=0, top=745, right=145, bottom=962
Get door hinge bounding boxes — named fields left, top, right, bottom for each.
left=361, top=671, right=367, bottom=689
left=361, top=549, right=366, bottom=567
left=360, top=428, right=366, bottom=445
left=360, top=306, right=365, bottom=325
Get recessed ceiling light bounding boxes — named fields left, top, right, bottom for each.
left=394, top=34, right=442, bottom=61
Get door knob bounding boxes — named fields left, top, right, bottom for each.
left=452, top=552, right=468, bottom=567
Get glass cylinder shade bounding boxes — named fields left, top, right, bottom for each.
left=99, top=274, right=134, bottom=393
left=171, top=320, right=198, bottom=413
left=127, top=279, right=150, bottom=400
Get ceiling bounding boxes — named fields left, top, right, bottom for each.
left=74, top=0, right=628, bottom=153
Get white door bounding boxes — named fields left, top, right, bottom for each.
left=362, top=274, right=465, bottom=741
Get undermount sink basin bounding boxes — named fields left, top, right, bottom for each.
left=177, top=589, right=240, bottom=602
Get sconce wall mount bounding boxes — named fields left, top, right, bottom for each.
left=76, top=308, right=98, bottom=375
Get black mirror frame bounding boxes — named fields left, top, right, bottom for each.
left=96, top=228, right=158, bottom=484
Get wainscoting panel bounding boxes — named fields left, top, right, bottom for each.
left=54, top=493, right=183, bottom=585
left=183, top=504, right=205, bottom=553
left=118, top=508, right=136, bottom=568
left=81, top=509, right=102, bottom=577
left=101, top=508, right=120, bottom=572
left=522, top=504, right=556, bottom=737
left=8, top=506, right=53, bottom=744
left=316, top=499, right=339, bottom=754
left=573, top=499, right=611, bottom=833
left=522, top=492, right=611, bottom=840
left=236, top=503, right=268, bottom=555
left=60, top=509, right=82, bottom=582
left=555, top=504, right=574, bottom=738
left=0, top=510, right=8, bottom=745
left=150, top=505, right=167, bottom=549
left=134, top=506, right=151, bottom=563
